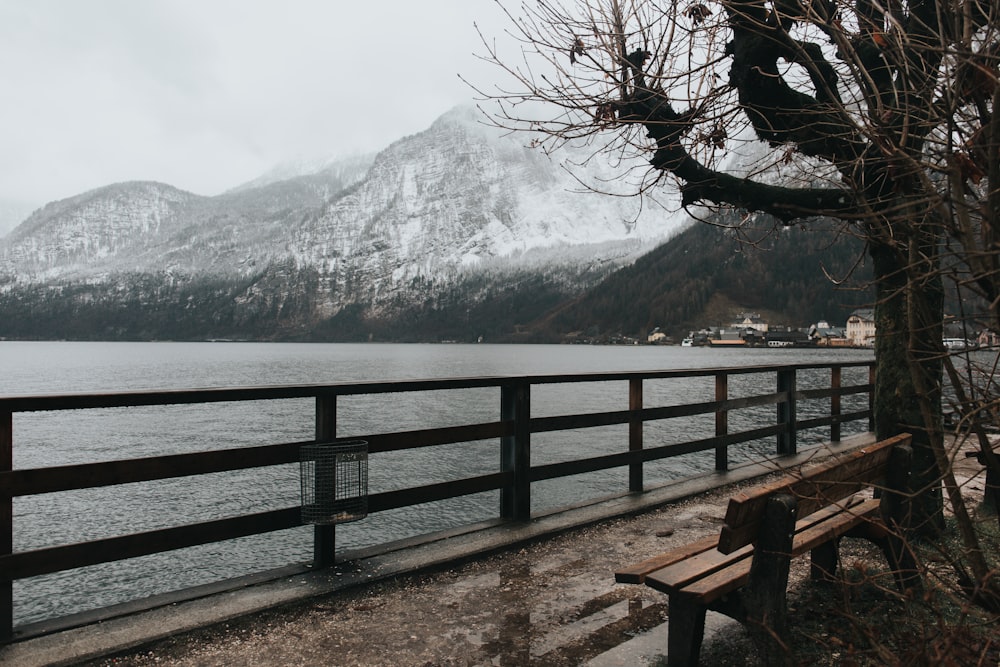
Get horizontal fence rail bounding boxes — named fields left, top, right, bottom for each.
left=0, top=361, right=874, bottom=641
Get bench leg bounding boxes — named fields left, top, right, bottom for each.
left=668, top=594, right=706, bottom=667
left=743, top=494, right=795, bottom=666
left=810, top=539, right=838, bottom=581
left=882, top=442, right=923, bottom=592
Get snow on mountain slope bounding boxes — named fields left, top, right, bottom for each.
left=282, top=107, right=686, bottom=308
left=0, top=106, right=690, bottom=320
left=2, top=182, right=202, bottom=278
left=225, top=152, right=375, bottom=196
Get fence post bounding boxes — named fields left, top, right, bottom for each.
left=715, top=373, right=729, bottom=471
left=313, top=395, right=337, bottom=568
left=501, top=381, right=531, bottom=521
left=2, top=410, right=11, bottom=643
left=831, top=366, right=842, bottom=442
left=777, top=368, right=797, bottom=455
left=629, top=378, right=643, bottom=492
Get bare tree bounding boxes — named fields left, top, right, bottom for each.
left=474, top=0, right=999, bottom=602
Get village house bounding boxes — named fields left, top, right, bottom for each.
left=808, top=320, right=849, bottom=346
left=978, top=329, right=1000, bottom=348
left=647, top=327, right=668, bottom=344
left=729, top=312, right=768, bottom=333
left=845, top=309, right=876, bottom=347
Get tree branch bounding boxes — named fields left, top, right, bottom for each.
left=616, top=90, right=858, bottom=222
left=722, top=0, right=868, bottom=165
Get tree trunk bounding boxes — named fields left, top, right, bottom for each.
left=870, top=238, right=945, bottom=536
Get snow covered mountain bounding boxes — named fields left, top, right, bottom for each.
left=3, top=182, right=201, bottom=277
left=0, top=106, right=689, bottom=340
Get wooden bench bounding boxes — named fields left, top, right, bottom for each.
left=615, top=434, right=920, bottom=666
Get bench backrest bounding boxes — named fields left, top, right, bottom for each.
left=717, top=433, right=912, bottom=554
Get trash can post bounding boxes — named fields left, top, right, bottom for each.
left=312, top=395, right=337, bottom=567
left=301, top=417, right=368, bottom=568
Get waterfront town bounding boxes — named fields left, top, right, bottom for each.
left=641, top=309, right=997, bottom=349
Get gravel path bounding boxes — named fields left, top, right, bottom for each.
left=84, top=483, right=755, bottom=666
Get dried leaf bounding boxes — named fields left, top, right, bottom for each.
left=955, top=152, right=985, bottom=185
left=685, top=3, right=712, bottom=25
left=594, top=102, right=617, bottom=126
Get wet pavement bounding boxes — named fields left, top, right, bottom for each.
left=85, top=492, right=745, bottom=667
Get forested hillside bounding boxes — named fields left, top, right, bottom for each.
left=528, top=216, right=873, bottom=341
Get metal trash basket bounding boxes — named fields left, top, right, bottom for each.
left=300, top=440, right=368, bottom=525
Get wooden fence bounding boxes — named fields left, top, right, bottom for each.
left=0, top=361, right=874, bottom=641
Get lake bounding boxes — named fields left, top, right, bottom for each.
left=2, top=341, right=875, bottom=626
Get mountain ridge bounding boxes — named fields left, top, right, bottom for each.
left=0, top=106, right=689, bottom=340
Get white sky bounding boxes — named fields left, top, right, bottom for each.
left=0, top=0, right=511, bottom=206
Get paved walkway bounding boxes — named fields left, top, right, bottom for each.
left=2, top=434, right=917, bottom=666
left=76, top=487, right=755, bottom=667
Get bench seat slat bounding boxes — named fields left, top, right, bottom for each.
left=614, top=534, right=720, bottom=584
left=642, top=542, right=754, bottom=593
left=789, top=498, right=881, bottom=557
left=664, top=556, right=751, bottom=602
left=644, top=498, right=882, bottom=603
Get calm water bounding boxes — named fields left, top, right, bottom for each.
left=2, top=341, right=874, bottom=626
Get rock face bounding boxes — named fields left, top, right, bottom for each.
left=0, top=106, right=687, bottom=340
left=3, top=182, right=200, bottom=278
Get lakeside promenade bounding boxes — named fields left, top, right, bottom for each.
left=4, top=435, right=897, bottom=667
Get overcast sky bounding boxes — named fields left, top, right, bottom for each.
left=0, top=1, right=510, bottom=206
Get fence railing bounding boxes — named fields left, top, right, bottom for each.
left=0, top=361, right=874, bottom=641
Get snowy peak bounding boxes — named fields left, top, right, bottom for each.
left=2, top=182, right=201, bottom=275
left=316, top=106, right=678, bottom=265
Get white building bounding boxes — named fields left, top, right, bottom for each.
left=729, top=312, right=768, bottom=333
left=846, top=309, right=876, bottom=347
